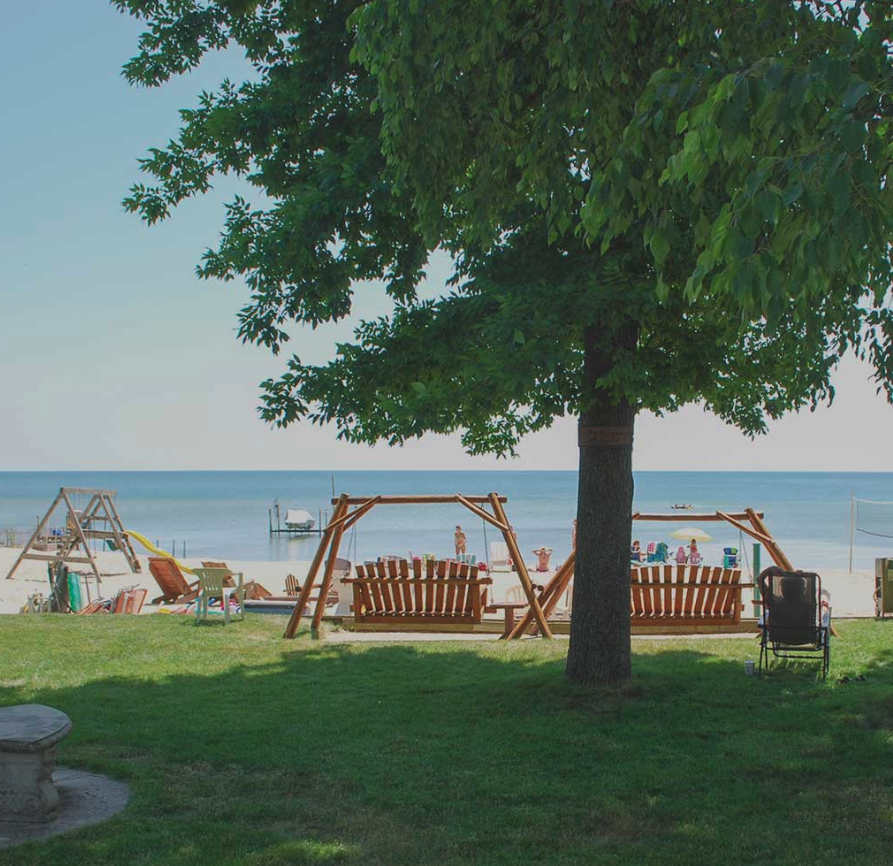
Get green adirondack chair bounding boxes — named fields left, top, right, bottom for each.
left=192, top=567, right=245, bottom=625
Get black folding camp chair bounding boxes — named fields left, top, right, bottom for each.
left=758, top=567, right=831, bottom=680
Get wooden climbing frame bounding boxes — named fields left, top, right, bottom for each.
left=5, top=488, right=141, bottom=584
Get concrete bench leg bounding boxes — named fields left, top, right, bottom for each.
left=0, top=747, right=59, bottom=822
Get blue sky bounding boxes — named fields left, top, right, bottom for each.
left=1, top=2, right=891, bottom=472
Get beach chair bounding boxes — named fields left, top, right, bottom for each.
left=148, top=557, right=199, bottom=604
left=284, top=574, right=301, bottom=596
left=489, top=542, right=511, bottom=571
left=345, top=558, right=492, bottom=630
left=110, top=587, right=147, bottom=614
left=758, top=568, right=831, bottom=680
left=201, top=561, right=274, bottom=600
left=192, top=567, right=245, bottom=625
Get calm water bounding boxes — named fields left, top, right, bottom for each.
left=1, top=471, right=891, bottom=570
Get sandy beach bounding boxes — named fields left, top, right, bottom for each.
left=0, top=546, right=878, bottom=619
left=0, top=548, right=314, bottom=615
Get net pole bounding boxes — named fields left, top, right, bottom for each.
left=849, top=493, right=855, bottom=574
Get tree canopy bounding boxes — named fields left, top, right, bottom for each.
left=117, top=0, right=893, bottom=455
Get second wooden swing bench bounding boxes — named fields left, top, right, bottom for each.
left=502, top=507, right=791, bottom=638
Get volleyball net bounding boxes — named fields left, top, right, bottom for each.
left=850, top=497, right=893, bottom=570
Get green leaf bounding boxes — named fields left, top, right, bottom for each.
left=842, top=81, right=870, bottom=111
left=827, top=173, right=851, bottom=216
left=840, top=119, right=864, bottom=154
left=782, top=184, right=803, bottom=206
left=756, top=188, right=778, bottom=225
left=650, top=228, right=671, bottom=266
left=730, top=232, right=754, bottom=260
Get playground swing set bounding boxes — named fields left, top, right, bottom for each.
left=4, top=487, right=199, bottom=585
left=5, top=488, right=142, bottom=584
left=285, top=494, right=793, bottom=640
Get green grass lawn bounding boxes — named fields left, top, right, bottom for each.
left=1, top=616, right=892, bottom=865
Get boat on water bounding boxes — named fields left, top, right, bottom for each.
left=284, top=508, right=316, bottom=531
left=671, top=504, right=693, bottom=511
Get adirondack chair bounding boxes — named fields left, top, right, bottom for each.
left=148, top=556, right=199, bottom=604
left=629, top=564, right=747, bottom=626
left=344, top=558, right=492, bottom=628
left=278, top=571, right=341, bottom=606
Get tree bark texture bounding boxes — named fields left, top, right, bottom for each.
left=565, top=324, right=637, bottom=687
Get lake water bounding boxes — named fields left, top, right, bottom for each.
left=1, top=471, right=891, bottom=571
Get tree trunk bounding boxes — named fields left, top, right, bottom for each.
left=565, top=324, right=637, bottom=687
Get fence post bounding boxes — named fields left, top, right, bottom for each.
left=752, top=543, right=762, bottom=616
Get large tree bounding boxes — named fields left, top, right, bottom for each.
left=118, top=0, right=893, bottom=685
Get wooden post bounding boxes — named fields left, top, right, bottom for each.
left=55, top=493, right=100, bottom=566
left=506, top=550, right=575, bottom=639
left=341, top=496, right=382, bottom=531
left=4, top=490, right=64, bottom=579
left=283, top=494, right=350, bottom=639
left=99, top=494, right=141, bottom=573
left=488, top=493, right=552, bottom=639
left=752, top=543, right=762, bottom=615
left=745, top=508, right=792, bottom=571
left=455, top=495, right=509, bottom=532
left=60, top=490, right=103, bottom=585
left=310, top=515, right=348, bottom=639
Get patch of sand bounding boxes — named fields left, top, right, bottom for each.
left=0, top=548, right=878, bottom=618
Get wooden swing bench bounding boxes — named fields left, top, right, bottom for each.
left=345, top=558, right=492, bottom=628
left=630, top=564, right=749, bottom=626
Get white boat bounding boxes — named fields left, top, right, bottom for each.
left=283, top=509, right=316, bottom=531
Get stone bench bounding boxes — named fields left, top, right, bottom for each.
left=0, top=705, right=72, bottom=823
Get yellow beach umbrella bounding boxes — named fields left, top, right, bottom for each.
left=669, top=527, right=713, bottom=542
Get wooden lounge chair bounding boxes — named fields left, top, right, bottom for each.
left=148, top=556, right=199, bottom=604
left=344, top=558, right=492, bottom=629
left=629, top=564, right=747, bottom=626
left=201, top=560, right=273, bottom=600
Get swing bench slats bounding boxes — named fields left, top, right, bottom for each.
left=345, top=559, right=492, bottom=626
left=630, top=564, right=749, bottom=626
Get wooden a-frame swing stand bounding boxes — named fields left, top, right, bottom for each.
left=502, top=506, right=792, bottom=639
left=283, top=492, right=553, bottom=640
left=5, top=487, right=141, bottom=583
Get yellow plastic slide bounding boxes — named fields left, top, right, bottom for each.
left=125, top=530, right=195, bottom=575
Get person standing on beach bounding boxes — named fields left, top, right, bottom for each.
left=454, top=525, right=467, bottom=557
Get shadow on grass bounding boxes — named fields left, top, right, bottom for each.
left=2, top=619, right=893, bottom=866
